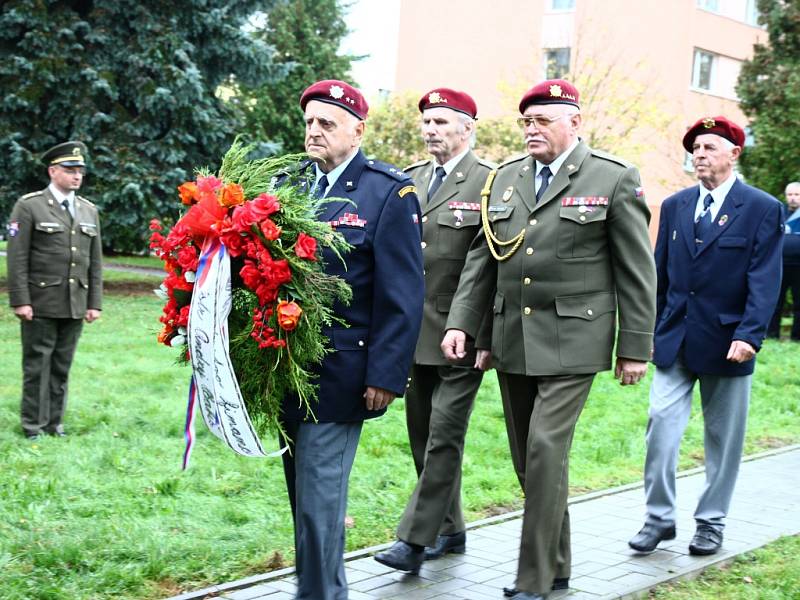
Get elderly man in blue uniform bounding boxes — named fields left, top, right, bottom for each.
left=374, top=88, right=493, bottom=574
left=767, top=181, right=800, bottom=340
left=629, top=116, right=783, bottom=557
left=442, top=80, right=657, bottom=600
left=6, top=141, right=102, bottom=439
left=276, top=80, right=424, bottom=600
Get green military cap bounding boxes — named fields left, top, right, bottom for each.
left=41, top=140, right=87, bottom=167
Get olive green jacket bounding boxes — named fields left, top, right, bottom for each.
left=446, top=142, right=656, bottom=375
left=7, top=188, right=103, bottom=318
left=406, top=151, right=495, bottom=366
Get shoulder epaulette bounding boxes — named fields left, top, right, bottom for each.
left=590, top=149, right=634, bottom=169
left=77, top=195, right=95, bottom=207
left=498, top=153, right=529, bottom=169
left=365, top=158, right=410, bottom=181
left=20, top=191, right=44, bottom=201
left=403, top=159, right=431, bottom=172
left=476, top=157, right=498, bottom=170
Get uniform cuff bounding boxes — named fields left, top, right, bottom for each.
left=616, top=329, right=653, bottom=362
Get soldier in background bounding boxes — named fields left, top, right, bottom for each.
left=6, top=141, right=102, bottom=440
left=375, top=88, right=493, bottom=574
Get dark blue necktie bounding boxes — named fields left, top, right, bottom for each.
left=536, top=166, right=552, bottom=202
left=428, top=166, right=446, bottom=201
left=694, top=194, right=714, bottom=241
left=314, top=175, right=329, bottom=199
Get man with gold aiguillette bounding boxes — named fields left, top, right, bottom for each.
left=6, top=141, right=102, bottom=440
left=441, top=80, right=656, bottom=600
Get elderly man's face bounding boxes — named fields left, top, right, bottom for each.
left=786, top=185, right=800, bottom=210
left=692, top=134, right=741, bottom=190
left=421, top=107, right=472, bottom=164
left=304, top=100, right=364, bottom=173
left=521, top=104, right=581, bottom=164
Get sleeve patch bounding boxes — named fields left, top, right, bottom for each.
left=398, top=185, right=417, bottom=198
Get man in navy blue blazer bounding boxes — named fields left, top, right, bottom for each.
left=629, top=116, right=783, bottom=557
left=767, top=181, right=800, bottom=340
left=277, top=80, right=424, bottom=600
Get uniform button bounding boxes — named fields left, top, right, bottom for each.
left=39, top=282, right=46, bottom=287
left=526, top=247, right=533, bottom=255
left=71, top=246, right=77, bottom=252
left=523, top=307, right=532, bottom=315
left=587, top=308, right=594, bottom=316
left=357, top=340, right=365, bottom=347
left=524, top=277, right=531, bottom=285
left=529, top=219, right=538, bottom=225
left=579, top=215, right=586, bottom=222
left=71, top=262, right=76, bottom=267
left=421, top=216, right=428, bottom=223
left=72, top=230, right=77, bottom=234
left=689, top=291, right=695, bottom=296
left=455, top=221, right=461, bottom=227
left=421, top=241, right=427, bottom=249
left=69, top=278, right=75, bottom=283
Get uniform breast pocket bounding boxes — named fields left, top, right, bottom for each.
left=34, top=222, right=66, bottom=252
left=557, top=205, right=608, bottom=258
left=717, top=236, right=747, bottom=249
left=485, top=206, right=516, bottom=238
left=436, top=211, right=481, bottom=259
left=338, top=227, right=366, bottom=246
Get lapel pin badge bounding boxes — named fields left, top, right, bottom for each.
left=502, top=186, right=514, bottom=202
left=718, top=214, right=728, bottom=226
left=672, top=230, right=677, bottom=240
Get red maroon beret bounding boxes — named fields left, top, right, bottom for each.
left=300, top=79, right=369, bottom=120
left=418, top=88, right=478, bottom=119
left=682, top=116, right=745, bottom=152
left=518, top=79, right=580, bottom=113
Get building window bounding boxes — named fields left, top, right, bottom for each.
left=683, top=152, right=694, bottom=173
left=550, top=0, right=576, bottom=10
left=745, top=0, right=760, bottom=25
left=543, top=48, right=570, bottom=79
left=696, top=0, right=719, bottom=12
left=692, top=49, right=716, bottom=90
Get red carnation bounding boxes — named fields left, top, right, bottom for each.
left=260, top=218, right=282, bottom=241
left=294, top=233, right=318, bottom=261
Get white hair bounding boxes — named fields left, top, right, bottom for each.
left=455, top=112, right=477, bottom=148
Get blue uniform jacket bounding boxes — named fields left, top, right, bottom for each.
left=653, top=179, right=783, bottom=376
left=280, top=150, right=425, bottom=422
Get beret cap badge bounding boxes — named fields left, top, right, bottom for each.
left=549, top=84, right=563, bottom=97
left=703, top=117, right=716, bottom=129
left=428, top=91, right=446, bottom=104
left=329, top=85, right=345, bottom=99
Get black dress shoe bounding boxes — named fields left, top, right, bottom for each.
left=628, top=523, right=676, bottom=553
left=503, top=578, right=568, bottom=596
left=688, top=524, right=723, bottom=555
left=374, top=540, right=424, bottom=574
left=423, top=531, right=466, bottom=560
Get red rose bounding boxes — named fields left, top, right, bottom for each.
left=260, top=218, right=282, bottom=241
left=294, top=233, right=318, bottom=261
left=176, top=245, right=199, bottom=271
left=250, top=193, right=281, bottom=220
left=239, top=260, right=262, bottom=291
left=231, top=203, right=257, bottom=232
left=276, top=300, right=303, bottom=331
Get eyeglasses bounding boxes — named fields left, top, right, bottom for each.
left=516, top=115, right=567, bottom=129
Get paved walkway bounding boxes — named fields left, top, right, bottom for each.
left=169, top=446, right=800, bottom=600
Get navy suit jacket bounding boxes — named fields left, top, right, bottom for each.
left=653, top=179, right=783, bottom=376
left=280, top=150, right=425, bottom=422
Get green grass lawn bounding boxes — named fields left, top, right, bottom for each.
left=0, top=276, right=798, bottom=599
left=652, top=535, right=800, bottom=599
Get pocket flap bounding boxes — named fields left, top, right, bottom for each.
left=555, top=292, right=616, bottom=320
left=493, top=292, right=505, bottom=314
left=437, top=211, right=480, bottom=229
left=339, top=228, right=366, bottom=245
left=718, top=236, right=747, bottom=248
left=719, top=313, right=743, bottom=325
left=80, top=224, right=98, bottom=237
left=331, top=327, right=368, bottom=350
left=558, top=205, right=608, bottom=225
left=487, top=205, right=515, bottom=223
left=436, top=294, right=453, bottom=312
left=35, top=222, right=65, bottom=233
left=29, top=277, right=63, bottom=288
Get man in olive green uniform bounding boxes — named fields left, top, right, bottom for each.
left=442, top=80, right=656, bottom=600
left=6, top=141, right=102, bottom=439
left=375, top=88, right=493, bottom=574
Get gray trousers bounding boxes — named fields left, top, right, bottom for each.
left=398, top=363, right=483, bottom=546
left=20, top=317, right=83, bottom=436
left=643, top=357, right=752, bottom=531
left=281, top=421, right=363, bottom=600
